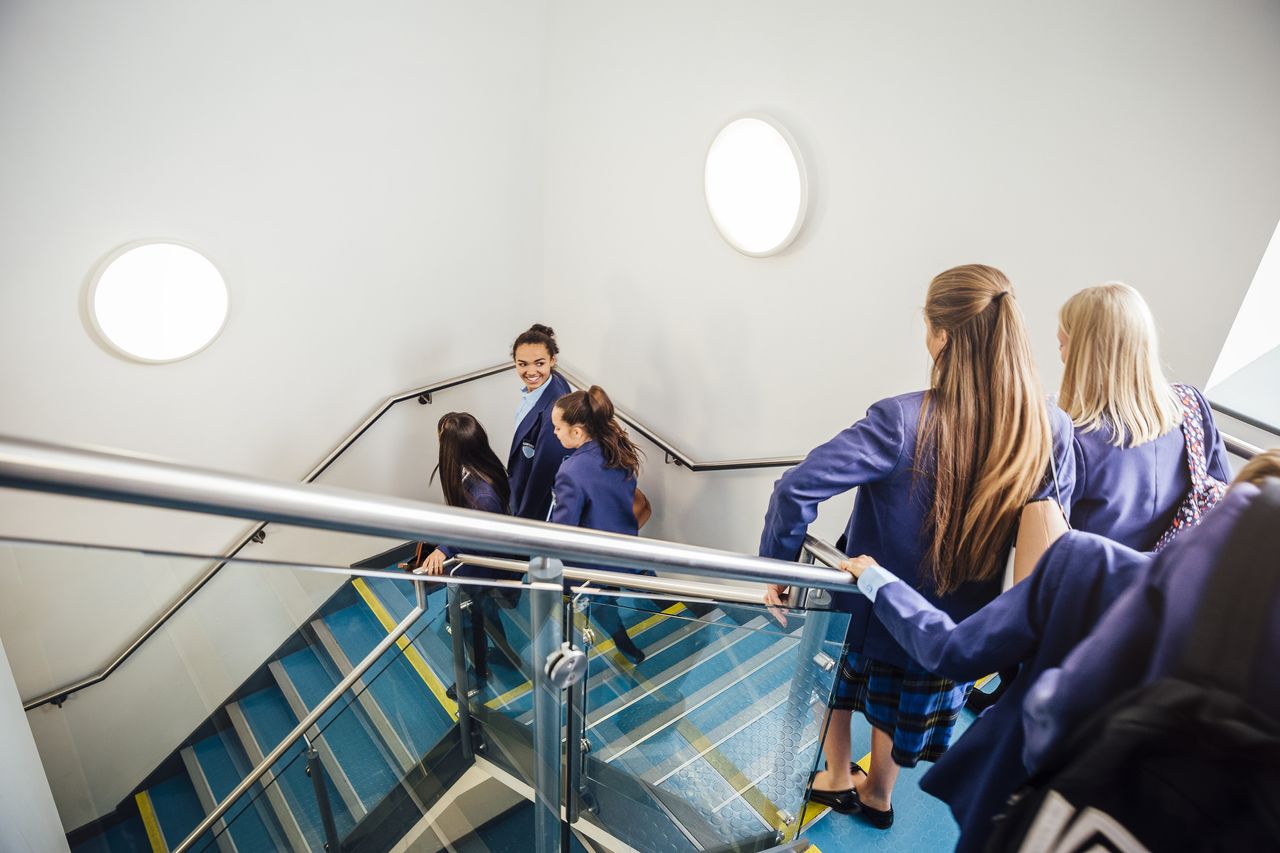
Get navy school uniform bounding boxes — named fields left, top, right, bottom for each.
left=1023, top=481, right=1280, bottom=775
left=549, top=440, right=640, bottom=555
left=549, top=440, right=649, bottom=649
left=437, top=475, right=511, bottom=580
left=759, top=390, right=1077, bottom=672
left=857, top=532, right=1150, bottom=852
left=1069, top=384, right=1230, bottom=551
left=508, top=371, right=572, bottom=521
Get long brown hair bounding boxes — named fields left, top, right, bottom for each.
left=431, top=412, right=511, bottom=510
left=917, top=264, right=1054, bottom=594
left=554, top=386, right=643, bottom=478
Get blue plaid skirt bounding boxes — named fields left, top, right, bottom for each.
left=831, top=651, right=971, bottom=767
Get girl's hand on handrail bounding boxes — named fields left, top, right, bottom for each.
left=838, top=554, right=878, bottom=580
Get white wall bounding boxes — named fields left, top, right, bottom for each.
left=0, top=634, right=69, bottom=853
left=542, top=0, right=1280, bottom=553
left=1208, top=217, right=1280, bottom=388
left=0, top=0, right=548, bottom=830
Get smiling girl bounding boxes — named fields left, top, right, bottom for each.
left=508, top=324, right=573, bottom=521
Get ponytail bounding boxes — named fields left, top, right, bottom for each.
left=917, top=264, right=1054, bottom=595
left=555, top=386, right=643, bottom=477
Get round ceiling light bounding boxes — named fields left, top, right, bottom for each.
left=704, top=116, right=807, bottom=257
left=88, top=241, right=229, bottom=363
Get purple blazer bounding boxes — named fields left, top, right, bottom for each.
left=439, top=476, right=510, bottom=580
left=507, top=371, right=572, bottom=521
left=1069, top=384, right=1230, bottom=551
left=867, top=532, right=1150, bottom=851
left=759, top=390, right=1077, bottom=669
left=1023, top=482, right=1280, bottom=775
left=549, top=440, right=640, bottom=572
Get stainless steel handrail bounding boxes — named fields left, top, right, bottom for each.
left=450, top=553, right=769, bottom=605
left=14, top=361, right=805, bottom=710
left=172, top=594, right=427, bottom=853
left=1223, top=433, right=1263, bottom=460
left=555, top=366, right=804, bottom=472
left=0, top=429, right=850, bottom=593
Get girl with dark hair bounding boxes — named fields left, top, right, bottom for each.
left=508, top=324, right=573, bottom=521
left=759, top=265, right=1076, bottom=829
left=550, top=385, right=649, bottom=663
left=415, top=412, right=511, bottom=695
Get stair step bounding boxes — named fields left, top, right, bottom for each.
left=272, top=644, right=402, bottom=812
left=231, top=689, right=356, bottom=848
left=185, top=731, right=287, bottom=852
left=144, top=771, right=206, bottom=851
left=320, top=603, right=454, bottom=756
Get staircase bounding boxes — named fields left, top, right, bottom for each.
left=65, top=544, right=849, bottom=853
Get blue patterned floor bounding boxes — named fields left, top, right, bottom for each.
left=801, top=709, right=973, bottom=851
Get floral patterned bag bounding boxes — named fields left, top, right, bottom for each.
left=1153, top=385, right=1228, bottom=551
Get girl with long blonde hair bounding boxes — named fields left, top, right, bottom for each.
left=760, top=264, right=1075, bottom=828
left=1058, top=283, right=1229, bottom=550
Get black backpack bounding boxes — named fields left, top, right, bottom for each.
left=986, top=478, right=1280, bottom=852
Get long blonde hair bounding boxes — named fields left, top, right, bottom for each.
left=918, top=264, right=1054, bottom=594
left=1058, top=283, right=1179, bottom=448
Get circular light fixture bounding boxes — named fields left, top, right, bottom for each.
left=87, top=241, right=229, bottom=363
left=704, top=115, right=807, bottom=257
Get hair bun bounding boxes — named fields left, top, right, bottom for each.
left=529, top=323, right=555, bottom=338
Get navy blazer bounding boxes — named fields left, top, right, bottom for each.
left=865, top=532, right=1150, bottom=851
left=759, top=390, right=1077, bottom=669
left=1023, top=482, right=1280, bottom=774
left=1069, top=384, right=1230, bottom=551
left=549, top=440, right=640, bottom=570
left=508, top=371, right=572, bottom=521
left=439, top=475, right=510, bottom=580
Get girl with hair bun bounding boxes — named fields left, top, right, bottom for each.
left=760, top=264, right=1076, bottom=829
left=1057, top=283, right=1230, bottom=551
left=550, top=385, right=649, bottom=663
left=508, top=324, right=573, bottom=521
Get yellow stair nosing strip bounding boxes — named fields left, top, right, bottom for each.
left=134, top=790, right=167, bottom=853
left=352, top=579, right=459, bottom=720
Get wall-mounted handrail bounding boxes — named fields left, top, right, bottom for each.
left=555, top=366, right=804, bottom=471
left=172, top=595, right=427, bottom=853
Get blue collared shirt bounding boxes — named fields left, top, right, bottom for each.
left=515, top=380, right=552, bottom=428
left=856, top=564, right=899, bottom=602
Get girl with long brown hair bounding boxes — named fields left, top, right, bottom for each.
left=759, top=264, right=1075, bottom=829
left=550, top=385, right=649, bottom=662
left=413, top=412, right=512, bottom=696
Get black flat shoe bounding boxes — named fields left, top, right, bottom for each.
left=808, top=787, right=860, bottom=815
left=850, top=788, right=894, bottom=829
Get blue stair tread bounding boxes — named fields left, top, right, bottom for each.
left=617, top=652, right=797, bottom=780
left=277, top=645, right=402, bottom=809
left=588, top=628, right=777, bottom=749
left=237, top=686, right=356, bottom=845
left=70, top=815, right=151, bottom=853
left=191, top=733, right=282, bottom=852
left=147, top=772, right=207, bottom=849
left=322, top=601, right=454, bottom=755
left=584, top=614, right=732, bottom=711
left=800, top=711, right=973, bottom=851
